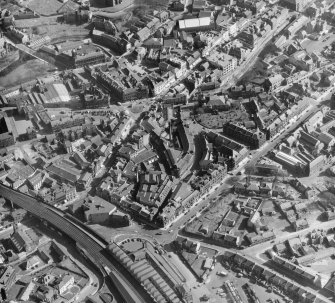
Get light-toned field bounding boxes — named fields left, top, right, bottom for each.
left=190, top=261, right=285, bottom=303
left=26, top=0, right=63, bottom=16
left=309, top=257, right=335, bottom=275
left=301, top=33, right=335, bottom=54
left=0, top=59, right=53, bottom=89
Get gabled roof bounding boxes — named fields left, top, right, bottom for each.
left=222, top=251, right=235, bottom=260
left=243, top=259, right=255, bottom=270
left=57, top=0, right=79, bottom=13
left=252, top=264, right=264, bottom=275
left=262, top=269, right=275, bottom=280
left=233, top=254, right=247, bottom=265
left=272, top=275, right=287, bottom=286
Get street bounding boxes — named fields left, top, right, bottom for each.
left=243, top=219, right=335, bottom=260
left=101, top=85, right=331, bottom=248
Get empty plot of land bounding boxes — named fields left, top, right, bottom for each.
left=309, top=257, right=335, bottom=275
left=14, top=17, right=58, bottom=29
left=0, top=59, right=53, bottom=89
left=27, top=0, right=63, bottom=16
left=301, top=33, right=335, bottom=54
left=62, top=285, right=81, bottom=300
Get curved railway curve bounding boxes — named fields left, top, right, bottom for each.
left=0, top=183, right=154, bottom=303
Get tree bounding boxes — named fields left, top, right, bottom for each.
left=305, top=7, right=316, bottom=19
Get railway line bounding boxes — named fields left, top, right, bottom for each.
left=0, top=183, right=154, bottom=303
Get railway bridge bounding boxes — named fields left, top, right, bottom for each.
left=4, top=39, right=50, bottom=64
left=0, top=183, right=154, bottom=303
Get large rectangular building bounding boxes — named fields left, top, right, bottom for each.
left=0, top=266, right=16, bottom=291
left=46, top=163, right=81, bottom=185
left=50, top=115, right=85, bottom=132
left=74, top=51, right=106, bottom=68
left=280, top=0, right=309, bottom=12
left=308, top=155, right=325, bottom=176
left=0, top=132, right=14, bottom=148
left=92, top=30, right=130, bottom=54
left=84, top=196, right=116, bottom=224
left=207, top=131, right=249, bottom=170
left=0, top=117, right=15, bottom=147
left=95, top=63, right=149, bottom=102
left=222, top=122, right=266, bottom=149
left=178, top=17, right=215, bottom=32
left=207, top=52, right=237, bottom=77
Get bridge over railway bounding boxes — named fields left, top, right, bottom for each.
left=4, top=38, right=50, bottom=64
left=0, top=183, right=154, bottom=303
left=15, top=44, right=49, bottom=64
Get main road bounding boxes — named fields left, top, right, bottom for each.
left=0, top=184, right=154, bottom=303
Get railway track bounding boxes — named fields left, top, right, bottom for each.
left=0, top=183, right=154, bottom=303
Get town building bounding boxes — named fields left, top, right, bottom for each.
left=84, top=196, right=116, bottom=224
left=0, top=117, right=15, bottom=148
left=292, top=218, right=309, bottom=231
left=273, top=151, right=306, bottom=176
left=280, top=0, right=309, bottom=12
left=42, top=183, right=77, bottom=205
left=92, top=30, right=130, bottom=54
left=222, top=122, right=266, bottom=149
left=10, top=226, right=39, bottom=252
left=246, top=231, right=276, bottom=246
left=308, top=155, right=326, bottom=176
left=207, top=52, right=237, bottom=78
left=0, top=266, right=16, bottom=291
left=28, top=172, right=43, bottom=191
left=6, top=26, right=29, bottom=43
left=73, top=151, right=90, bottom=169
left=58, top=275, right=74, bottom=295
left=50, top=115, right=85, bottom=133
left=94, top=60, right=149, bottom=102
left=46, top=160, right=81, bottom=186
left=6, top=164, right=35, bottom=189
left=178, top=17, right=215, bottom=32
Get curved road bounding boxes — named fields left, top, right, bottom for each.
left=0, top=184, right=154, bottom=303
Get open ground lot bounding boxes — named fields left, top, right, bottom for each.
left=301, top=33, right=335, bottom=54
left=238, top=58, right=269, bottom=85
left=0, top=59, right=53, bottom=89
left=309, top=257, right=335, bottom=275
left=26, top=0, right=63, bottom=16
left=189, top=260, right=285, bottom=303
